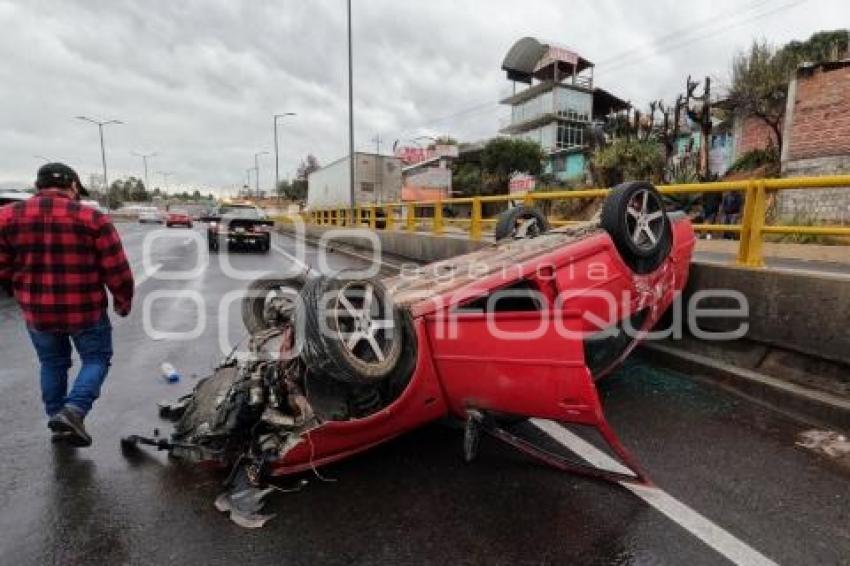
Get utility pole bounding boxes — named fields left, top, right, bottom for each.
left=254, top=151, right=270, bottom=199
left=244, top=168, right=253, bottom=195
left=371, top=134, right=382, bottom=204
left=76, top=116, right=123, bottom=192
left=347, top=0, right=355, bottom=211
left=274, top=113, right=296, bottom=195
left=132, top=151, right=157, bottom=190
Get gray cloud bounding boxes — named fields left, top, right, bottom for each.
left=0, top=0, right=845, bottom=194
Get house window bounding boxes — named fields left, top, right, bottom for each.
left=556, top=123, right=584, bottom=150
left=360, top=182, right=374, bottom=193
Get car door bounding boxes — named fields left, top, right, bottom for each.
left=424, top=277, right=605, bottom=425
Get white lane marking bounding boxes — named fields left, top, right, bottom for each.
left=274, top=232, right=406, bottom=271
left=133, top=263, right=162, bottom=289
left=531, top=419, right=778, bottom=566
left=271, top=240, right=310, bottom=272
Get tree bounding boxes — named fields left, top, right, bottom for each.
left=685, top=76, right=714, bottom=179
left=727, top=31, right=848, bottom=156
left=274, top=178, right=306, bottom=202
left=451, top=161, right=483, bottom=197
left=296, top=154, right=321, bottom=180
left=591, top=139, right=665, bottom=187
left=728, top=42, right=788, bottom=154
left=107, top=176, right=148, bottom=208
left=480, top=138, right=545, bottom=193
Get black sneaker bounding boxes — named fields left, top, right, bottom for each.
left=48, top=407, right=92, bottom=447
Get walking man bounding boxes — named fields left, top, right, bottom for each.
left=0, top=163, right=134, bottom=447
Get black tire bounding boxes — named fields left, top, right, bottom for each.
left=299, top=272, right=412, bottom=385
left=241, top=273, right=308, bottom=334
left=600, top=181, right=672, bottom=274
left=494, top=206, right=549, bottom=241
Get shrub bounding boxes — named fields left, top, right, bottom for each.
left=727, top=147, right=779, bottom=174
left=591, top=139, right=665, bottom=187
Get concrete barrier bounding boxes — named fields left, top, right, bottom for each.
left=683, top=263, right=850, bottom=367
left=279, top=224, right=850, bottom=366
left=280, top=224, right=488, bottom=263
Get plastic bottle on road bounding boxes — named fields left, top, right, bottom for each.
left=161, top=362, right=181, bottom=384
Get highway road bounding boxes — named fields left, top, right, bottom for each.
left=0, top=222, right=847, bottom=565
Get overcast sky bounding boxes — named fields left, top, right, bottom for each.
left=0, top=0, right=846, bottom=194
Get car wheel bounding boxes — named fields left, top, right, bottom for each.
left=601, top=181, right=672, bottom=274
left=299, top=272, right=414, bottom=385
left=494, top=205, right=549, bottom=241
left=241, top=274, right=308, bottom=334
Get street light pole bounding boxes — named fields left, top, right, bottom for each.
left=254, top=151, right=270, bottom=199
left=132, top=151, right=157, bottom=190
left=76, top=116, right=123, bottom=192
left=347, top=0, right=355, bottom=211
left=273, top=113, right=296, bottom=195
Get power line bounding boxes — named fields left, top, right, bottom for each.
left=592, top=0, right=777, bottom=68
left=392, top=0, right=808, bottom=135
left=596, top=0, right=810, bottom=76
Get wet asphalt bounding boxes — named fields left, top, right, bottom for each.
left=0, top=222, right=847, bottom=565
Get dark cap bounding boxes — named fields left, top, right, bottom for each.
left=35, top=162, right=89, bottom=197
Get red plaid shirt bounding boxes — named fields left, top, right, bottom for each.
left=0, top=190, right=134, bottom=332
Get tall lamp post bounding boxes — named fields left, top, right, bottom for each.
left=273, top=113, right=296, bottom=194
left=76, top=116, right=123, bottom=192
left=132, top=151, right=157, bottom=190
left=254, top=151, right=270, bottom=199
left=347, top=0, right=355, bottom=212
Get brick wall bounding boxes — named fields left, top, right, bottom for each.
left=778, top=64, right=850, bottom=223
left=787, top=65, right=850, bottom=161
left=735, top=116, right=778, bottom=156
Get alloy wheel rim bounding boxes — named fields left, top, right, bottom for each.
left=333, top=282, right=395, bottom=364
left=624, top=189, right=665, bottom=251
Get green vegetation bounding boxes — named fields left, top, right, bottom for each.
left=726, top=147, right=780, bottom=175
left=591, top=139, right=665, bottom=187
left=277, top=154, right=320, bottom=203
left=480, top=137, right=545, bottom=194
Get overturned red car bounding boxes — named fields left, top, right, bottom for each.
left=124, top=182, right=694, bottom=526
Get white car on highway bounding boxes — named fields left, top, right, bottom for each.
left=138, top=207, right=164, bottom=224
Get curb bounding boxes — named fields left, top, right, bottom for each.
left=640, top=342, right=850, bottom=431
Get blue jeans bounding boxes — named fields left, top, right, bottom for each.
left=27, top=313, right=113, bottom=418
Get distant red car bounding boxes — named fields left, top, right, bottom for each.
left=126, top=182, right=695, bottom=527
left=165, top=210, right=192, bottom=228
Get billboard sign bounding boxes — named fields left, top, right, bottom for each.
left=394, top=144, right=459, bottom=166
left=509, top=173, right=536, bottom=195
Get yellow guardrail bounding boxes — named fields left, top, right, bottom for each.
left=283, top=175, right=850, bottom=268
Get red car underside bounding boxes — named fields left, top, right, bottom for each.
left=272, top=218, right=694, bottom=483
